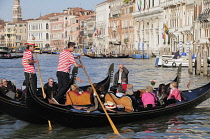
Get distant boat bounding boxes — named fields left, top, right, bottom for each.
left=0, top=55, right=23, bottom=59
left=0, top=47, right=23, bottom=59
left=155, top=54, right=210, bottom=67
left=51, top=52, right=60, bottom=54
left=132, top=54, right=150, bottom=59
left=85, top=54, right=131, bottom=59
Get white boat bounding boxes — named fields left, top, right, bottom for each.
left=155, top=55, right=210, bottom=67
left=0, top=46, right=9, bottom=54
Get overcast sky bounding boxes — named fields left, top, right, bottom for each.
left=0, top=0, right=105, bottom=21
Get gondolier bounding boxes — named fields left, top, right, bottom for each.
left=22, top=42, right=38, bottom=94
left=55, top=42, right=84, bottom=104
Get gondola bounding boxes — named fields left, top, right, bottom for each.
left=85, top=54, right=131, bottom=59
left=26, top=81, right=210, bottom=128
left=0, top=55, right=23, bottom=59
left=0, top=63, right=114, bottom=124
left=25, top=66, right=184, bottom=128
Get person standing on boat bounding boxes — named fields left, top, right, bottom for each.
left=22, top=43, right=38, bottom=95
left=173, top=50, right=180, bottom=59
left=55, top=42, right=84, bottom=104
left=113, top=64, right=129, bottom=86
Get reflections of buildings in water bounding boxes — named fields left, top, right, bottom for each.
left=0, top=54, right=210, bottom=138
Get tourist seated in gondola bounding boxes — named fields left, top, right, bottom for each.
left=0, top=78, right=16, bottom=99
left=121, top=78, right=128, bottom=91
left=167, top=81, right=181, bottom=104
left=43, top=78, right=58, bottom=99
left=87, top=83, right=106, bottom=102
left=142, top=86, right=158, bottom=108
left=124, top=84, right=134, bottom=96
left=70, top=84, right=83, bottom=94
left=115, top=86, right=125, bottom=97
left=124, top=84, right=141, bottom=111
left=157, top=84, right=169, bottom=106
left=16, top=80, right=27, bottom=101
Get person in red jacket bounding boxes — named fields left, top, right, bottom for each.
left=167, top=81, right=181, bottom=104
left=121, top=78, right=128, bottom=91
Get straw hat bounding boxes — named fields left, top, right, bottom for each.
left=104, top=101, right=116, bottom=109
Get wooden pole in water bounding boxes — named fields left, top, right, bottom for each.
left=188, top=50, right=193, bottom=74
left=203, top=50, right=208, bottom=76
left=196, top=47, right=201, bottom=75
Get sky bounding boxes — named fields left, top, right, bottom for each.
left=0, top=0, right=105, bottom=21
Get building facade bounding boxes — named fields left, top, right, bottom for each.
left=15, top=21, right=28, bottom=47
left=133, top=0, right=163, bottom=56
left=109, top=0, right=123, bottom=54
left=83, top=14, right=96, bottom=48
left=120, top=1, right=135, bottom=55
left=95, top=0, right=111, bottom=54
left=49, top=14, right=68, bottom=51
left=27, top=13, right=66, bottom=48
left=4, top=23, right=16, bottom=47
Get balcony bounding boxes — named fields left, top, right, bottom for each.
left=132, top=6, right=163, bottom=18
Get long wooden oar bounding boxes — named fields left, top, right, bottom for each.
left=34, top=53, right=52, bottom=130
left=78, top=58, right=120, bottom=135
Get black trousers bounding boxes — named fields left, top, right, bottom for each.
left=55, top=71, right=70, bottom=103
left=24, top=72, right=37, bottom=96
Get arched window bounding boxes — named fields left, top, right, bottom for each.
left=46, top=33, right=49, bottom=40
left=46, top=23, right=49, bottom=29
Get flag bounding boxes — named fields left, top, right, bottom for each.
left=93, top=28, right=98, bottom=37
left=164, top=24, right=169, bottom=34
left=137, top=0, right=143, bottom=11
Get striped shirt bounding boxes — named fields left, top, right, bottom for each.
left=22, top=50, right=36, bottom=73
left=57, top=50, right=76, bottom=73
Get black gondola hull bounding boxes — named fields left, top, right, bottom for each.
left=0, top=96, right=46, bottom=124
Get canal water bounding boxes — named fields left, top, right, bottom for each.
left=0, top=54, right=210, bottom=138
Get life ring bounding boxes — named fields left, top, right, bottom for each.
left=165, top=60, right=168, bottom=64
left=172, top=62, right=176, bottom=67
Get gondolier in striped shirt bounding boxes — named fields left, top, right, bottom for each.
left=55, top=42, right=84, bottom=103
left=22, top=42, right=38, bottom=94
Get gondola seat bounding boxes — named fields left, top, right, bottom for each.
left=65, top=91, right=93, bottom=105
left=104, top=93, right=134, bottom=112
